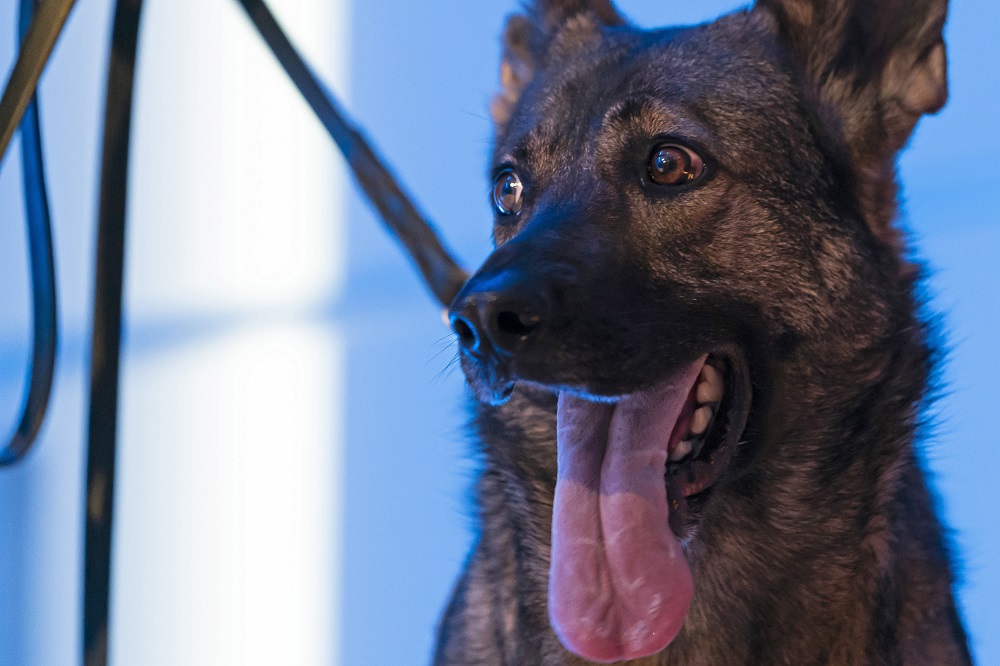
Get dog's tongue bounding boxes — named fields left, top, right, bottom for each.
left=550, top=359, right=704, bottom=663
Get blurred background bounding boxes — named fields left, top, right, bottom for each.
left=0, top=0, right=996, bottom=664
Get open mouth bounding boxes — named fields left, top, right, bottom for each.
left=664, top=350, right=753, bottom=538
left=548, top=348, right=752, bottom=664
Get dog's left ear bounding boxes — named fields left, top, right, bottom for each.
left=491, top=1, right=625, bottom=127
left=755, top=0, right=948, bottom=246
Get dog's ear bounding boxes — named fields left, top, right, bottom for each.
left=756, top=0, right=948, bottom=248
left=491, top=1, right=625, bottom=127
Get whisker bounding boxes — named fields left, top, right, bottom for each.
left=431, top=333, right=456, bottom=348
left=433, top=353, right=462, bottom=385
left=456, top=108, right=492, bottom=124
left=428, top=339, right=458, bottom=363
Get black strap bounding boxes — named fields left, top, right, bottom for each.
left=235, top=0, right=469, bottom=308
left=0, top=1, right=63, bottom=466
left=83, top=1, right=144, bottom=664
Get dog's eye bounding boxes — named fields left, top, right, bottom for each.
left=648, top=144, right=705, bottom=186
left=493, top=170, right=524, bottom=216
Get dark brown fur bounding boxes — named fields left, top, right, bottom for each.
left=433, top=1, right=972, bottom=663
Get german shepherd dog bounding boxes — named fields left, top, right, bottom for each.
left=430, top=0, right=973, bottom=663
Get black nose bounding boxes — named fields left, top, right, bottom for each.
left=449, top=273, right=548, bottom=357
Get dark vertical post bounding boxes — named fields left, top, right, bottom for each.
left=83, top=1, right=143, bottom=664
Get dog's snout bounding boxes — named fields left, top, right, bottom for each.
left=450, top=272, right=548, bottom=357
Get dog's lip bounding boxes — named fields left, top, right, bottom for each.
left=528, top=348, right=745, bottom=403
left=463, top=352, right=519, bottom=405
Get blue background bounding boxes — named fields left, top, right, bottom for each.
left=1, top=0, right=997, bottom=664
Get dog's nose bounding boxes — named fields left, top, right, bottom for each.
left=449, top=274, right=547, bottom=357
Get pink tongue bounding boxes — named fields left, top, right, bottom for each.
left=550, top=359, right=704, bottom=663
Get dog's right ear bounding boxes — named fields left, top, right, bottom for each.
left=755, top=0, right=948, bottom=249
left=491, top=1, right=625, bottom=127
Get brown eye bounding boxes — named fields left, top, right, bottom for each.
left=648, top=144, right=705, bottom=186
left=493, top=170, right=524, bottom=216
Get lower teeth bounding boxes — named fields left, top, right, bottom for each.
left=669, top=439, right=694, bottom=462
left=670, top=405, right=718, bottom=463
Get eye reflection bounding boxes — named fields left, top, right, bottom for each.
left=648, top=144, right=705, bottom=186
left=493, top=170, right=524, bottom=216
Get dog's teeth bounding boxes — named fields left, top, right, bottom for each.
left=690, top=406, right=713, bottom=435
left=697, top=364, right=724, bottom=404
left=670, top=439, right=693, bottom=462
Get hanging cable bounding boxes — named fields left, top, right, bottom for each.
left=0, top=0, right=470, bottom=659
left=0, top=0, right=61, bottom=466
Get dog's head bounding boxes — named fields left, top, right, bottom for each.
left=447, top=0, right=947, bottom=661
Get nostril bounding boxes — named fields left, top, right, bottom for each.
left=452, top=316, right=478, bottom=350
left=496, top=310, right=541, bottom=337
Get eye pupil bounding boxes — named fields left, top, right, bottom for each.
left=493, top=170, right=524, bottom=216
left=648, top=144, right=704, bottom=186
